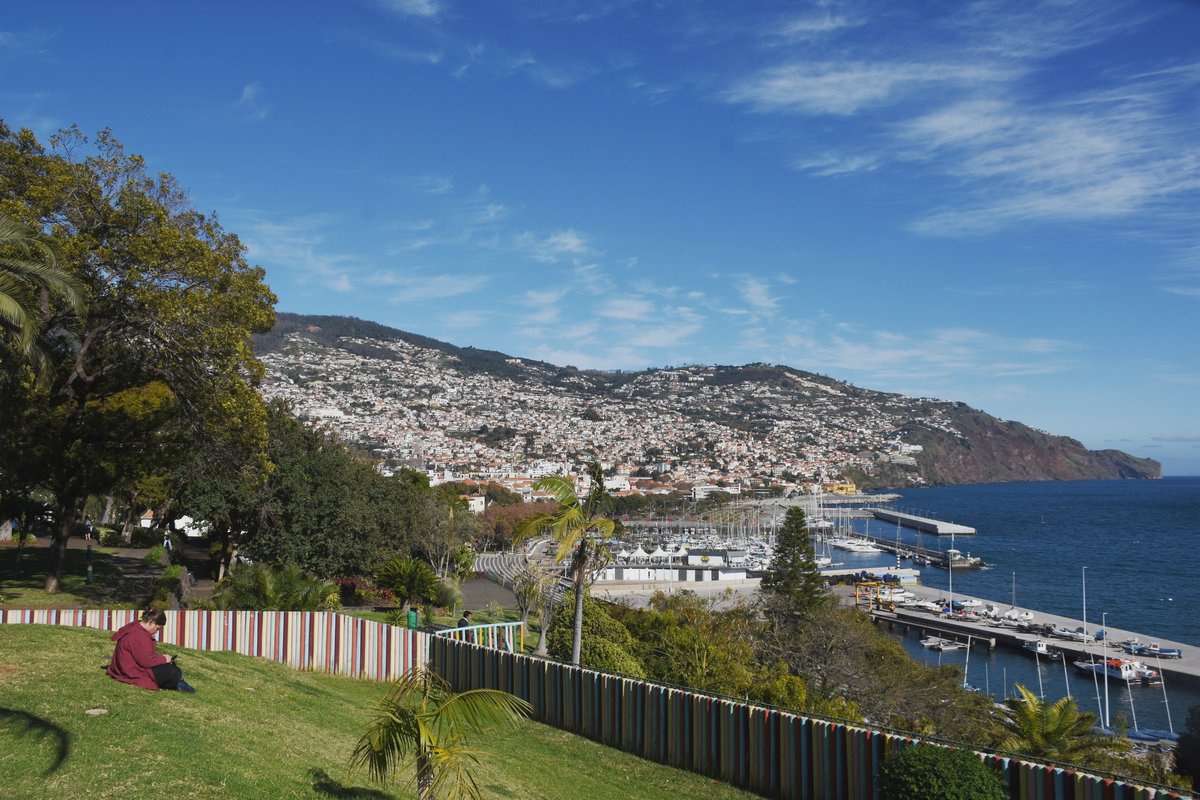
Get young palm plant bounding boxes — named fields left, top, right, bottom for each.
left=998, top=683, right=1112, bottom=765
left=351, top=667, right=531, bottom=800
left=213, top=562, right=339, bottom=611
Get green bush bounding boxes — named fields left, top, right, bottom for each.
left=130, top=526, right=163, bottom=548
left=142, top=545, right=166, bottom=565
left=98, top=527, right=123, bottom=546
left=877, top=745, right=1006, bottom=800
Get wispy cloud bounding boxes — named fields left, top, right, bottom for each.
left=236, top=82, right=269, bottom=121
left=375, top=0, right=445, bottom=19
left=600, top=297, right=655, bottom=320
left=376, top=271, right=490, bottom=302
left=517, top=228, right=590, bottom=262
left=792, top=152, right=880, bottom=176
left=442, top=310, right=491, bottom=328
left=239, top=213, right=357, bottom=292
left=724, top=61, right=1008, bottom=116
left=737, top=277, right=781, bottom=314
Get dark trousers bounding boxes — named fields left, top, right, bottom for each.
left=151, top=662, right=182, bottom=690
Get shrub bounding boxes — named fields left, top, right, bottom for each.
left=433, top=580, right=462, bottom=613
left=130, top=526, right=162, bottom=548
left=143, top=545, right=166, bottom=565
left=214, top=562, right=341, bottom=611
left=98, top=527, right=123, bottom=546
left=877, top=745, right=1006, bottom=800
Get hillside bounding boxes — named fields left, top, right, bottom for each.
left=0, top=624, right=755, bottom=800
left=253, top=313, right=1160, bottom=488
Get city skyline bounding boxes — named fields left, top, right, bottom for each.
left=4, top=1, right=1199, bottom=473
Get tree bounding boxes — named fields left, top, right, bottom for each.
left=352, top=667, right=531, bottom=800
left=997, top=684, right=1113, bottom=765
left=1175, top=704, right=1200, bottom=789
left=0, top=123, right=276, bottom=593
left=877, top=745, right=1005, bottom=800
left=759, top=505, right=829, bottom=618
left=545, top=592, right=644, bottom=676
left=0, top=212, right=84, bottom=386
left=519, top=463, right=618, bottom=666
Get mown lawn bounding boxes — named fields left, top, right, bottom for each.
left=0, top=625, right=757, bottom=800
left=0, top=542, right=161, bottom=608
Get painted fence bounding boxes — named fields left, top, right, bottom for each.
left=429, top=636, right=1190, bottom=800
left=0, top=607, right=430, bottom=681
left=3, top=609, right=1188, bottom=799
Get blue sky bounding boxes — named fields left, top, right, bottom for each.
left=5, top=1, right=1199, bottom=474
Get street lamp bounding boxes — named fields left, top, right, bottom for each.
left=1102, top=611, right=1110, bottom=729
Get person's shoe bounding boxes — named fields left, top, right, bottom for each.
left=175, top=679, right=196, bottom=693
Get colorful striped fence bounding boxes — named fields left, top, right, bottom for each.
left=429, top=636, right=1189, bottom=800
left=3, top=609, right=1187, bottom=799
left=0, top=607, right=430, bottom=681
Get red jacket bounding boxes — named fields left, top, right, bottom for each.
left=107, top=621, right=169, bottom=690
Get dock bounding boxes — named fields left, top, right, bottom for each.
left=870, top=509, right=976, bottom=535
left=853, top=533, right=986, bottom=569
left=846, top=584, right=1200, bottom=690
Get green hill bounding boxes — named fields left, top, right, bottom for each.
left=0, top=625, right=755, bottom=800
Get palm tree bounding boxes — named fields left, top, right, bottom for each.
left=0, top=213, right=84, bottom=386
left=998, top=683, right=1112, bottom=765
left=377, top=556, right=441, bottom=608
left=519, top=462, right=617, bottom=665
left=351, top=666, right=531, bottom=800
left=213, top=562, right=339, bottom=610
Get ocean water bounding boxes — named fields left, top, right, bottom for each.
left=844, top=477, right=1200, bottom=733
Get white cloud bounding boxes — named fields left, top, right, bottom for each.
left=380, top=272, right=490, bottom=302
left=236, top=82, right=269, bottom=121
left=724, top=61, right=1008, bottom=116
left=737, top=277, right=780, bottom=314
left=600, top=297, right=655, bottom=320
left=375, top=0, right=444, bottom=18
left=792, top=152, right=880, bottom=176
left=517, top=228, right=590, bottom=262
left=442, top=310, right=491, bottom=328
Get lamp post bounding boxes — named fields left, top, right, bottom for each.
left=1102, top=611, right=1110, bottom=728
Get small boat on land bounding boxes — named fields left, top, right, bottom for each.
left=1050, top=625, right=1094, bottom=643
left=1121, top=640, right=1183, bottom=659
left=1022, top=639, right=1063, bottom=661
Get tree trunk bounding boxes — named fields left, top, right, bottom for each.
left=45, top=496, right=82, bottom=593
left=571, top=570, right=585, bottom=666
left=416, top=750, right=435, bottom=800
left=534, top=600, right=552, bottom=657
left=100, top=494, right=114, bottom=525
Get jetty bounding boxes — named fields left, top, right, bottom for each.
left=853, top=533, right=985, bottom=569
left=850, top=584, right=1200, bottom=690
left=870, top=509, right=975, bottom=535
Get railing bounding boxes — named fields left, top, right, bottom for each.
left=429, top=636, right=1188, bottom=800
left=437, top=620, right=523, bottom=652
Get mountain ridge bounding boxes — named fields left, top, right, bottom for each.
left=253, top=312, right=1161, bottom=489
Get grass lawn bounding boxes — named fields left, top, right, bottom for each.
left=0, top=625, right=758, bottom=800
left=0, top=542, right=162, bottom=608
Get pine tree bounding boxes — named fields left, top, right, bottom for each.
left=760, top=506, right=829, bottom=617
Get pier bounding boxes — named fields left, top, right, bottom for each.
left=853, top=533, right=986, bottom=569
left=847, top=584, right=1200, bottom=691
left=870, top=508, right=976, bottom=535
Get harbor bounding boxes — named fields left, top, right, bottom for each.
left=869, top=508, right=976, bottom=535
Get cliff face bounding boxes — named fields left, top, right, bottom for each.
left=902, top=408, right=1161, bottom=485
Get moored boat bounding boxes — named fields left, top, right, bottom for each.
left=1073, top=657, right=1161, bottom=685
left=1021, top=639, right=1063, bottom=661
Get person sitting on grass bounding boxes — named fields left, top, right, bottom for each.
left=106, top=609, right=195, bottom=693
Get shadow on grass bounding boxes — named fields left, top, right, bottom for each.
left=309, top=768, right=397, bottom=799
left=0, top=708, right=72, bottom=775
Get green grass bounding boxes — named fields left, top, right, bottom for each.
left=0, top=625, right=758, bottom=799
left=0, top=543, right=160, bottom=608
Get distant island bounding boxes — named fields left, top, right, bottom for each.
left=253, top=313, right=1161, bottom=491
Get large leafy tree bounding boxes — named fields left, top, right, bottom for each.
left=519, top=463, right=618, bottom=665
left=352, top=667, right=531, bottom=800
left=0, top=122, right=276, bottom=592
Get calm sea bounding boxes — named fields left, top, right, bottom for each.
left=845, top=477, right=1200, bottom=733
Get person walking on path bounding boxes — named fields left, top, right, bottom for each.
left=106, top=609, right=195, bottom=693
left=83, top=514, right=93, bottom=541
left=457, top=610, right=474, bottom=643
